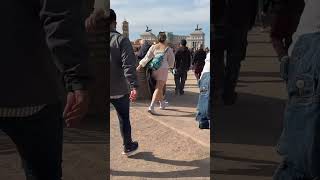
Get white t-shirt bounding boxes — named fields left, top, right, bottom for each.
left=289, top=0, right=320, bottom=56
left=200, top=52, right=210, bottom=79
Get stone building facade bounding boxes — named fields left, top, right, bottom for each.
left=121, top=20, right=206, bottom=50
left=139, top=26, right=205, bottom=50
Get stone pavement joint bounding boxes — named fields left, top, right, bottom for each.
left=133, top=106, right=210, bottom=148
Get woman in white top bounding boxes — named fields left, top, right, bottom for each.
left=196, top=52, right=210, bottom=129
left=136, top=33, right=175, bottom=114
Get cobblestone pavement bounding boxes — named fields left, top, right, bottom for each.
left=212, top=28, right=285, bottom=180
left=110, top=71, right=210, bottom=180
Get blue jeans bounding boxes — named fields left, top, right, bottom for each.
left=196, top=72, right=210, bottom=125
left=274, top=33, right=320, bottom=180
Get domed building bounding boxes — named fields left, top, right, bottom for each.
left=187, top=27, right=205, bottom=50
left=140, top=31, right=157, bottom=42
left=138, top=24, right=205, bottom=50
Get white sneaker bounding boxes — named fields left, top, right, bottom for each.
left=159, top=100, right=169, bottom=110
left=148, top=106, right=156, bottom=114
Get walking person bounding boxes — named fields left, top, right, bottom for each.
left=137, top=39, right=152, bottom=62
left=273, top=0, right=320, bottom=179
left=212, top=0, right=258, bottom=105
left=137, top=39, right=169, bottom=105
left=174, top=39, right=192, bottom=95
left=190, top=48, right=195, bottom=60
left=0, top=1, right=90, bottom=179
left=137, top=32, right=175, bottom=114
left=260, top=0, right=271, bottom=31
left=109, top=9, right=139, bottom=156
left=193, top=44, right=207, bottom=81
left=269, top=0, right=304, bottom=62
left=196, top=52, right=211, bottom=129
left=137, top=40, right=155, bottom=95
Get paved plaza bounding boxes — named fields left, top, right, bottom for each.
left=212, top=28, right=285, bottom=180
left=0, top=118, right=107, bottom=180
left=0, top=28, right=283, bottom=180
left=110, top=72, right=210, bottom=180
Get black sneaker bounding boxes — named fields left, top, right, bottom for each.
left=179, top=90, right=184, bottom=95
left=122, top=141, right=139, bottom=157
left=199, top=122, right=210, bottom=129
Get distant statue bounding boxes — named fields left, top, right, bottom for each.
left=195, top=24, right=202, bottom=31
left=146, top=25, right=152, bottom=32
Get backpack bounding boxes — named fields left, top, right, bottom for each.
left=147, top=47, right=169, bottom=71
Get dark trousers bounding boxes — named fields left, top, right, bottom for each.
left=213, top=25, right=249, bottom=97
left=0, top=103, right=63, bottom=180
left=110, top=94, right=132, bottom=148
left=174, top=70, right=188, bottom=93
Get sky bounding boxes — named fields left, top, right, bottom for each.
left=111, top=0, right=210, bottom=48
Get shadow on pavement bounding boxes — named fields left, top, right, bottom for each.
left=163, top=108, right=195, bottom=113
left=213, top=92, right=285, bottom=146
left=64, top=116, right=107, bottom=144
left=151, top=111, right=196, bottom=118
left=212, top=92, right=285, bottom=177
left=63, top=128, right=106, bottom=145
left=247, top=41, right=272, bottom=44
left=132, top=88, right=200, bottom=109
left=247, top=55, right=278, bottom=58
left=212, top=151, right=278, bottom=177
left=111, top=152, right=210, bottom=178
left=239, top=80, right=283, bottom=84
left=240, top=71, right=280, bottom=78
left=164, top=89, right=199, bottom=109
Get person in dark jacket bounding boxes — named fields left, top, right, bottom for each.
left=0, top=0, right=90, bottom=179
left=269, top=0, right=305, bottom=62
left=193, top=44, right=207, bottom=81
left=212, top=0, right=258, bottom=105
left=174, top=39, right=192, bottom=95
left=109, top=9, right=139, bottom=156
left=137, top=39, right=152, bottom=61
left=138, top=40, right=158, bottom=98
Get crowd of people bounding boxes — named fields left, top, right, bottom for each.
left=213, top=0, right=320, bottom=179
left=134, top=33, right=210, bottom=129
left=109, top=8, right=211, bottom=157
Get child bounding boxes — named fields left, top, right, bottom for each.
left=196, top=52, right=210, bottom=129
left=274, top=0, right=320, bottom=179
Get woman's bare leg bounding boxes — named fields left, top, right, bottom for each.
left=152, top=80, right=165, bottom=102
left=149, top=80, right=165, bottom=111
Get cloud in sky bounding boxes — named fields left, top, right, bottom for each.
left=111, top=0, right=210, bottom=47
left=110, top=0, right=128, bottom=6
